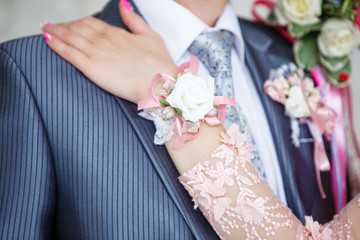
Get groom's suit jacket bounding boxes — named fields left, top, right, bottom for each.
left=0, top=0, right=336, bottom=239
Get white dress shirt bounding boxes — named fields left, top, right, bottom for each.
left=133, top=0, right=287, bottom=204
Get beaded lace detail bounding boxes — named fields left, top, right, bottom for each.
left=179, top=124, right=360, bottom=239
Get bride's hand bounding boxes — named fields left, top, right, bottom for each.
left=42, top=2, right=177, bottom=104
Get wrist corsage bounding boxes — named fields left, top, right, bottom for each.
left=137, top=56, right=235, bottom=151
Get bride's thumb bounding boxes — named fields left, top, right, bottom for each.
left=119, top=0, right=151, bottom=34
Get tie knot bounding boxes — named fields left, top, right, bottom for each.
left=189, top=30, right=234, bottom=76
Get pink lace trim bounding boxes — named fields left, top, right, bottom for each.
left=179, top=124, right=295, bottom=238
left=178, top=124, right=360, bottom=239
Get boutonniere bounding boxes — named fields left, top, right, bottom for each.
left=253, top=0, right=360, bottom=210
left=253, top=0, right=360, bottom=87
left=264, top=64, right=337, bottom=198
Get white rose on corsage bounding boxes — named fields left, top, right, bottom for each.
left=285, top=85, right=310, bottom=118
left=166, top=72, right=215, bottom=122
left=274, top=0, right=322, bottom=26
left=318, top=18, right=359, bottom=58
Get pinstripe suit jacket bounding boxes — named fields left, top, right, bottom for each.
left=0, top=0, right=336, bottom=239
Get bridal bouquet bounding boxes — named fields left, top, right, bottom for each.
left=262, top=0, right=360, bottom=87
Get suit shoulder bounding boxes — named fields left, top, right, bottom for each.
left=238, top=18, right=293, bottom=61
left=1, top=34, right=49, bottom=63
left=238, top=18, right=291, bottom=42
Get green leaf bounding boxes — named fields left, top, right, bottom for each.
left=341, top=0, right=352, bottom=13
left=288, top=21, right=323, bottom=38
left=293, top=33, right=320, bottom=71
left=213, top=104, right=219, bottom=109
left=174, top=76, right=178, bottom=81
left=168, top=89, right=173, bottom=95
left=319, top=54, right=349, bottom=72
left=175, top=108, right=183, bottom=115
left=159, top=99, right=170, bottom=108
left=324, top=61, right=352, bottom=87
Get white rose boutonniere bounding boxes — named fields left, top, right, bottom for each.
left=274, top=0, right=322, bottom=26
left=166, top=72, right=215, bottom=122
left=318, top=18, right=358, bottom=58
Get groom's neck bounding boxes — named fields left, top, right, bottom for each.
left=175, top=0, right=228, bottom=27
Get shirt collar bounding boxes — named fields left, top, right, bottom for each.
left=133, top=0, right=245, bottom=64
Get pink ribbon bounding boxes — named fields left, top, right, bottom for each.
left=300, top=81, right=337, bottom=199
left=312, top=66, right=348, bottom=211
left=138, top=56, right=235, bottom=151
left=344, top=87, right=360, bottom=159
left=137, top=73, right=176, bottom=110
left=251, top=0, right=295, bottom=43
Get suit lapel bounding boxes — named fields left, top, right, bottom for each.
left=96, top=1, right=219, bottom=239
left=239, top=19, right=307, bottom=220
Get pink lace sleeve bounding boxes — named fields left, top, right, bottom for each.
left=179, top=124, right=360, bottom=239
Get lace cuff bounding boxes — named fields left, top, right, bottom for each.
left=179, top=124, right=360, bottom=239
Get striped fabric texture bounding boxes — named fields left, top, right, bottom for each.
left=0, top=0, right=336, bottom=239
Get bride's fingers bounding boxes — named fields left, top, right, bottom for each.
left=43, top=32, right=90, bottom=71
left=119, top=0, right=152, bottom=35
left=65, top=19, right=100, bottom=42
left=80, top=16, right=111, bottom=34
left=43, top=23, right=94, bottom=54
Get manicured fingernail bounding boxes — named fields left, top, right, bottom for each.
left=120, top=0, right=133, bottom=11
left=43, top=32, right=53, bottom=41
left=43, top=21, right=52, bottom=28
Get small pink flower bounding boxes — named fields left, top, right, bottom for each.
left=234, top=198, right=265, bottom=223
left=304, top=216, right=333, bottom=240
left=208, top=162, right=234, bottom=187
left=159, top=81, right=175, bottom=97
left=221, top=124, right=257, bottom=161
left=194, top=179, right=231, bottom=221
left=162, top=106, right=176, bottom=119
left=181, top=119, right=201, bottom=133
left=288, top=68, right=305, bottom=85
left=206, top=108, right=218, bottom=117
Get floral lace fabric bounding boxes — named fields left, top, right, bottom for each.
left=179, top=124, right=360, bottom=239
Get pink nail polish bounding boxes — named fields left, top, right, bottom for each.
left=120, top=0, right=132, bottom=11
left=43, top=32, right=53, bottom=41
left=43, top=21, right=52, bottom=28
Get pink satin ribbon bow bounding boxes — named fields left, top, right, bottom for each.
left=138, top=56, right=235, bottom=150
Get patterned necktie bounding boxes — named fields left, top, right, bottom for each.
left=189, top=30, right=267, bottom=180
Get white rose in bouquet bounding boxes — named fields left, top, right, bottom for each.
left=318, top=18, right=358, bottom=58
left=166, top=72, right=214, bottom=122
left=274, top=0, right=322, bottom=26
